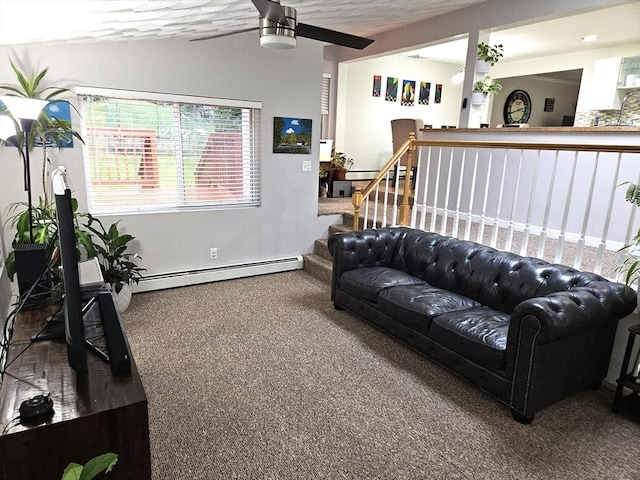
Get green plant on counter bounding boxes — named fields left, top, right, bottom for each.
left=61, top=452, right=118, bottom=480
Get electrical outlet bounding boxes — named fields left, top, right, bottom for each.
left=209, top=248, right=218, bottom=260
left=302, top=160, right=312, bottom=172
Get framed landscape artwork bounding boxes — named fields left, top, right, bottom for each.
left=273, top=117, right=312, bottom=154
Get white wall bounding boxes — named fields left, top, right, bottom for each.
left=336, top=55, right=463, bottom=175
left=489, top=76, right=580, bottom=127
left=0, top=34, right=334, bottom=285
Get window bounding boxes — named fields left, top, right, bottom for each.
left=77, top=87, right=261, bottom=214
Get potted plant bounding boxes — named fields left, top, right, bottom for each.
left=330, top=151, right=354, bottom=181
left=616, top=182, right=640, bottom=290
left=471, top=75, right=502, bottom=104
left=0, top=60, right=84, bottom=205
left=83, top=215, right=145, bottom=312
left=476, top=42, right=504, bottom=72
left=62, top=452, right=118, bottom=480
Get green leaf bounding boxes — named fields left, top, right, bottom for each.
left=78, top=453, right=118, bottom=480
left=61, top=463, right=83, bottom=480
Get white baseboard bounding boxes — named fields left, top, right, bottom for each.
left=133, top=256, right=304, bottom=293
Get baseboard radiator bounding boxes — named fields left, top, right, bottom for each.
left=133, top=256, right=304, bottom=293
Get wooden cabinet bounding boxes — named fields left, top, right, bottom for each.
left=0, top=304, right=151, bottom=479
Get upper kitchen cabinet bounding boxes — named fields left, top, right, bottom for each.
left=589, top=57, right=622, bottom=110
left=589, top=56, right=640, bottom=110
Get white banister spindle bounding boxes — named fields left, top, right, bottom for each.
left=465, top=149, right=480, bottom=241
left=418, top=147, right=433, bottom=231
left=430, top=148, right=444, bottom=232
left=594, top=152, right=623, bottom=274
left=537, top=150, right=560, bottom=259
left=505, top=150, right=525, bottom=252
left=478, top=150, right=495, bottom=245
left=410, top=146, right=424, bottom=228
left=574, top=152, right=601, bottom=269
left=520, top=150, right=542, bottom=256
left=452, top=148, right=467, bottom=238
left=554, top=151, right=579, bottom=263
left=441, top=148, right=455, bottom=236
left=490, top=151, right=509, bottom=248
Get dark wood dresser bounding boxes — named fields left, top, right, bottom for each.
left=0, top=302, right=151, bottom=479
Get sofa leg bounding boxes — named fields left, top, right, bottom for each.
left=590, top=381, right=602, bottom=390
left=333, top=303, right=343, bottom=311
left=511, top=409, right=534, bottom=424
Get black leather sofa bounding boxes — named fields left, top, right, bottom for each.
left=328, top=227, right=637, bottom=423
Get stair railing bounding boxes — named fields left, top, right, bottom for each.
left=351, top=132, right=416, bottom=231
left=350, top=134, right=640, bottom=280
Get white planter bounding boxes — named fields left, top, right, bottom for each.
left=470, top=92, right=486, bottom=105
left=113, top=283, right=132, bottom=313
left=475, top=59, right=491, bottom=73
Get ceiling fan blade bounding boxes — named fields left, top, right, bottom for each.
left=250, top=0, right=289, bottom=25
left=190, top=27, right=259, bottom=42
left=297, top=23, right=374, bottom=50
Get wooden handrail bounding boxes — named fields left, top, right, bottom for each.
left=350, top=135, right=640, bottom=232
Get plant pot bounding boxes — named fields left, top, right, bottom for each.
left=333, top=168, right=347, bottom=181
left=113, top=282, right=132, bottom=313
left=475, top=59, right=491, bottom=73
left=470, top=92, right=486, bottom=105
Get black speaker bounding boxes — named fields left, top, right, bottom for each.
left=15, top=243, right=50, bottom=308
left=97, top=292, right=131, bottom=375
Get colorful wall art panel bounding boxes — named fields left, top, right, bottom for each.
left=385, top=77, right=398, bottom=102
left=401, top=80, right=416, bottom=106
left=419, top=82, right=430, bottom=105
left=273, top=117, right=312, bottom=154
left=435, top=84, right=443, bottom=104
left=372, top=75, right=382, bottom=97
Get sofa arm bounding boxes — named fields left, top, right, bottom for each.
left=506, top=282, right=636, bottom=417
left=509, top=282, right=636, bottom=345
left=328, top=228, right=408, bottom=302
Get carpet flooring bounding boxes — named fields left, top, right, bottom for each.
left=122, top=271, right=640, bottom=479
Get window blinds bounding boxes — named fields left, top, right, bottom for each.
left=76, top=87, right=261, bottom=215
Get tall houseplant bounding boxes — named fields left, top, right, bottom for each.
left=0, top=60, right=84, bottom=205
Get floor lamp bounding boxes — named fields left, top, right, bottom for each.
left=0, top=96, right=48, bottom=243
left=1, top=97, right=49, bottom=305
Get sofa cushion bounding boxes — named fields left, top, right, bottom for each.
left=378, top=284, right=481, bottom=334
left=340, top=267, right=425, bottom=303
left=430, top=307, right=510, bottom=371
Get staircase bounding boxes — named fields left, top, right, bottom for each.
left=302, top=212, right=357, bottom=284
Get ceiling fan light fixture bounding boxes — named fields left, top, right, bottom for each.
left=259, top=5, right=297, bottom=49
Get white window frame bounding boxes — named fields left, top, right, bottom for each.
left=76, top=86, right=262, bottom=215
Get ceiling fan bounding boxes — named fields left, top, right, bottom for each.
left=191, top=0, right=374, bottom=50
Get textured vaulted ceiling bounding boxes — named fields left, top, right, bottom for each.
left=0, top=0, right=489, bottom=47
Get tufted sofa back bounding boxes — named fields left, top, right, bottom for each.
left=386, top=229, right=609, bottom=313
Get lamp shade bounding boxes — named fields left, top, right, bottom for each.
left=0, top=96, right=48, bottom=121
left=0, top=115, right=18, bottom=142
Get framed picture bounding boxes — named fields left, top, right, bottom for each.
left=273, top=117, right=312, bottom=154
left=37, top=101, right=74, bottom=147
left=401, top=80, right=416, bottom=106
left=385, top=77, right=398, bottom=102
left=419, top=82, right=430, bottom=105
left=372, top=75, right=382, bottom=97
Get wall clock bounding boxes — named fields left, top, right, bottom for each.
left=503, top=89, right=532, bottom=124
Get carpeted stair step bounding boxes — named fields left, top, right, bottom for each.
left=313, top=238, right=333, bottom=263
left=302, top=253, right=332, bottom=284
